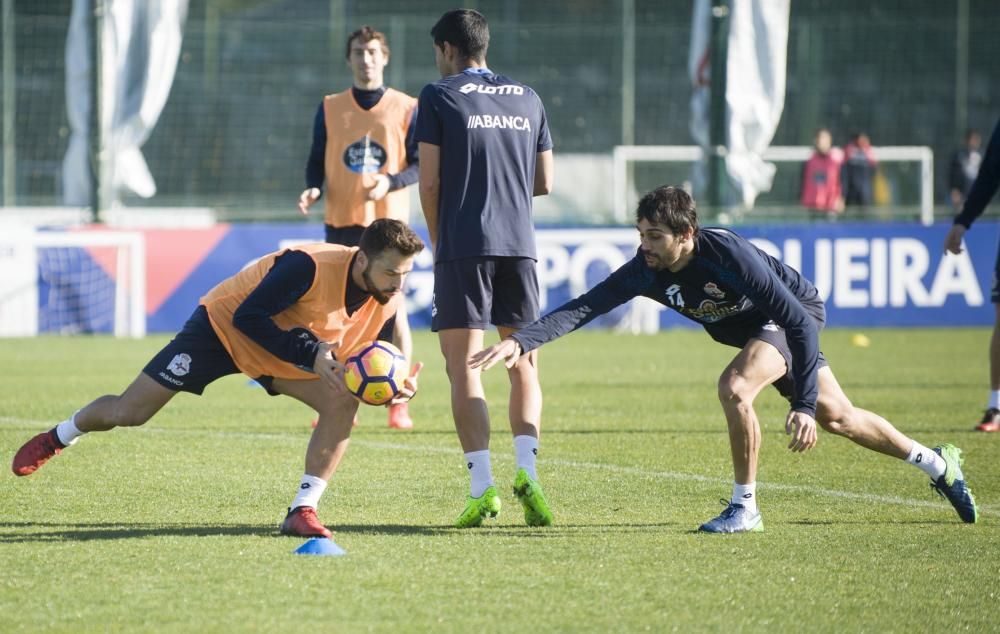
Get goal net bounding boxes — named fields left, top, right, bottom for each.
left=612, top=145, right=935, bottom=225
left=0, top=228, right=146, bottom=337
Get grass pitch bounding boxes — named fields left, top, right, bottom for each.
left=1, top=328, right=997, bottom=632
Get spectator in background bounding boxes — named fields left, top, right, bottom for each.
left=800, top=127, right=844, bottom=217
left=842, top=131, right=878, bottom=209
left=948, top=128, right=982, bottom=211
left=943, top=117, right=1000, bottom=432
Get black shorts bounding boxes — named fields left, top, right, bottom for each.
left=143, top=306, right=281, bottom=396
left=324, top=224, right=366, bottom=247
left=431, top=257, right=540, bottom=331
left=708, top=299, right=829, bottom=402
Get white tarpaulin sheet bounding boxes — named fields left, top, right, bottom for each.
left=689, top=0, right=790, bottom=208
left=62, top=0, right=188, bottom=206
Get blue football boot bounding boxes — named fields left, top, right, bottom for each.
left=930, top=444, right=978, bottom=523
left=698, top=499, right=764, bottom=533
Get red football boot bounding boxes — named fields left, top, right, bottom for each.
left=387, top=402, right=413, bottom=430
left=975, top=408, right=1000, bottom=432
left=280, top=506, right=332, bottom=538
left=12, top=428, right=65, bottom=476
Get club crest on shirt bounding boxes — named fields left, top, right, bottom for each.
left=168, top=353, right=192, bottom=376
left=703, top=282, right=725, bottom=299
left=343, top=136, right=387, bottom=174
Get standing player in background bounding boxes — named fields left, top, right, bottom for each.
left=472, top=186, right=978, bottom=532
left=12, top=219, right=425, bottom=538
left=944, top=117, right=1000, bottom=432
left=298, top=25, right=420, bottom=430
left=415, top=9, right=555, bottom=528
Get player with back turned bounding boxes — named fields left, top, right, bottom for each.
left=415, top=9, right=556, bottom=528
left=473, top=186, right=978, bottom=533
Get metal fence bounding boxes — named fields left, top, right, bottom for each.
left=2, top=0, right=999, bottom=222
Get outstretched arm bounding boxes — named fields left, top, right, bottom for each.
left=955, top=117, right=1000, bottom=229
left=469, top=338, right=522, bottom=370
left=471, top=256, right=652, bottom=371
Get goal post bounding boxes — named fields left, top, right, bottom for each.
left=612, top=145, right=935, bottom=225
left=0, top=228, right=147, bottom=338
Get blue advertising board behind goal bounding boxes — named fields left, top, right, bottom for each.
left=136, top=220, right=996, bottom=333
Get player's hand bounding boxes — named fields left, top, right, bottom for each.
left=367, top=174, right=391, bottom=201
left=785, top=410, right=818, bottom=452
left=314, top=341, right=348, bottom=393
left=298, top=188, right=321, bottom=215
left=389, top=362, right=424, bottom=405
left=943, top=224, right=966, bottom=255
left=468, top=338, right=522, bottom=371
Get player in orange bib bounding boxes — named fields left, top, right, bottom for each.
left=298, top=25, right=420, bottom=430
left=12, top=219, right=425, bottom=539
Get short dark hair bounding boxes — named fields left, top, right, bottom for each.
left=635, top=186, right=699, bottom=236
left=346, top=25, right=389, bottom=60
left=430, top=9, right=489, bottom=62
left=359, top=218, right=424, bottom=259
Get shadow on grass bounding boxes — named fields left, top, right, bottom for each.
left=0, top=521, right=683, bottom=542
left=784, top=519, right=963, bottom=526
left=0, top=522, right=275, bottom=542
left=333, top=522, right=681, bottom=536
left=355, top=428, right=725, bottom=437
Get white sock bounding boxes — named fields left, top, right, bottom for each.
left=55, top=412, right=84, bottom=446
left=906, top=442, right=946, bottom=480
left=732, top=482, right=758, bottom=514
left=464, top=450, right=493, bottom=497
left=290, top=474, right=328, bottom=510
left=513, top=435, right=539, bottom=480
left=988, top=390, right=1000, bottom=410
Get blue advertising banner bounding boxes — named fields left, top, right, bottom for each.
left=144, top=221, right=997, bottom=332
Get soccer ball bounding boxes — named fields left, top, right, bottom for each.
left=343, top=340, right=407, bottom=405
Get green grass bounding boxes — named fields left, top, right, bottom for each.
left=1, top=328, right=997, bottom=632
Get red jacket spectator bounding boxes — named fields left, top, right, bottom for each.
left=801, top=128, right=844, bottom=214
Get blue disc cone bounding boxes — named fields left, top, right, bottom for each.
left=294, top=537, right=346, bottom=556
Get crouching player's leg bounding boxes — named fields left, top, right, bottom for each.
left=699, top=339, right=788, bottom=534
left=272, top=376, right=360, bottom=538
left=11, top=374, right=177, bottom=476
left=814, top=367, right=978, bottom=523
left=11, top=307, right=225, bottom=476
left=273, top=359, right=422, bottom=537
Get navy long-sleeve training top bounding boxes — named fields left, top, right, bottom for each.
left=305, top=86, right=420, bottom=195
left=231, top=250, right=392, bottom=371
left=510, top=228, right=825, bottom=416
left=956, top=117, right=1000, bottom=228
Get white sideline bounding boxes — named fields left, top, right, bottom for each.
left=2, top=417, right=985, bottom=515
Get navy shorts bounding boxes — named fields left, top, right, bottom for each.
left=708, top=299, right=829, bottom=402
left=431, top=257, right=540, bottom=331
left=143, top=306, right=281, bottom=396
left=324, top=224, right=366, bottom=247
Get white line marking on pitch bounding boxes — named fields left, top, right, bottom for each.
left=2, top=417, right=985, bottom=514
